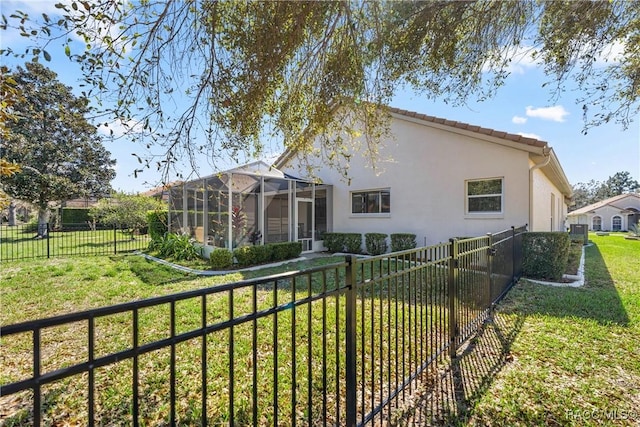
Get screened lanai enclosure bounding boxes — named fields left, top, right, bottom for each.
left=168, top=162, right=331, bottom=252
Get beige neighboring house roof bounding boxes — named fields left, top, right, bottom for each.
left=275, top=105, right=573, bottom=197
left=142, top=181, right=182, bottom=201
left=568, top=193, right=640, bottom=216
left=61, top=198, right=100, bottom=208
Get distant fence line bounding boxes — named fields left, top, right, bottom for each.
left=0, top=225, right=526, bottom=425
left=0, top=222, right=150, bottom=262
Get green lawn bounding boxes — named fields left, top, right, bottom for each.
left=448, top=233, right=640, bottom=426
left=0, top=225, right=150, bottom=261
left=4, top=234, right=637, bottom=425
left=1, top=254, right=447, bottom=425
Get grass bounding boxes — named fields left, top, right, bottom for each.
left=1, top=253, right=450, bottom=425
left=449, top=233, right=640, bottom=426
left=5, top=234, right=633, bottom=425
left=0, top=225, right=150, bottom=261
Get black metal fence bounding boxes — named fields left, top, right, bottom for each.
left=0, top=226, right=526, bottom=425
left=0, top=223, right=151, bottom=262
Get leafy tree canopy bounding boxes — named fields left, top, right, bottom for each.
left=90, top=192, right=165, bottom=234
left=2, top=1, right=638, bottom=179
left=571, top=171, right=640, bottom=211
left=0, top=62, right=116, bottom=235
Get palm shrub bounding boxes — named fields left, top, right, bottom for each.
left=153, top=233, right=200, bottom=261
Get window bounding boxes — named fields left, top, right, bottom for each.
left=612, top=215, right=622, bottom=231
left=466, top=178, right=503, bottom=213
left=592, top=216, right=602, bottom=231
left=351, top=189, right=390, bottom=214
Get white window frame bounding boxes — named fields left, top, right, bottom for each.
left=465, top=177, right=504, bottom=217
left=612, top=215, right=622, bottom=231
left=592, top=215, right=602, bottom=231
left=350, top=188, right=391, bottom=217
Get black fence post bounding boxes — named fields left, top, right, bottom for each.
left=511, top=226, right=516, bottom=282
left=46, top=223, right=50, bottom=259
left=486, top=232, right=494, bottom=306
left=113, top=224, right=117, bottom=255
left=345, top=255, right=357, bottom=427
left=448, top=238, right=458, bottom=360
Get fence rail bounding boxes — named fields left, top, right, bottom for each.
left=0, top=223, right=150, bottom=262
left=0, top=225, right=527, bottom=425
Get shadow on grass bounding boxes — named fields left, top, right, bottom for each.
left=401, top=311, right=525, bottom=426
left=402, top=241, right=630, bottom=425
left=500, top=243, right=629, bottom=327
left=121, top=256, right=196, bottom=286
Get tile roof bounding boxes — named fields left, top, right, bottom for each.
left=568, top=193, right=640, bottom=215
left=386, top=106, right=548, bottom=149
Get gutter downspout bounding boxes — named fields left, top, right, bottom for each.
left=529, top=147, right=552, bottom=231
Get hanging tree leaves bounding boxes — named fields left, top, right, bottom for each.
left=1, top=1, right=638, bottom=180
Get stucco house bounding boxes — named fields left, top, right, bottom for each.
left=168, top=107, right=572, bottom=252
left=276, top=106, right=572, bottom=249
left=567, top=193, right=640, bottom=231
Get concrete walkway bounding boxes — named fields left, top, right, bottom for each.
left=133, top=251, right=335, bottom=276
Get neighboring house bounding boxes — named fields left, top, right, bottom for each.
left=567, top=193, right=640, bottom=231
left=277, top=106, right=573, bottom=248
left=142, top=182, right=181, bottom=203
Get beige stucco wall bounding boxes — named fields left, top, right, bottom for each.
left=283, top=116, right=536, bottom=245
left=530, top=165, right=569, bottom=232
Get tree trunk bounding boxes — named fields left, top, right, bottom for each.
left=8, top=201, right=16, bottom=226
left=37, top=207, right=49, bottom=238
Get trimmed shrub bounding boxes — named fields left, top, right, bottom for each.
left=209, top=248, right=233, bottom=269
left=270, top=241, right=302, bottom=261
left=522, top=232, right=570, bottom=281
left=322, top=232, right=362, bottom=253
left=390, top=233, right=417, bottom=252
left=62, top=208, right=91, bottom=224
left=147, top=210, right=168, bottom=241
left=365, top=233, right=388, bottom=255
left=252, top=244, right=271, bottom=264
left=233, top=246, right=254, bottom=267
left=234, top=241, right=302, bottom=267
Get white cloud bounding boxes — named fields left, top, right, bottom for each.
left=97, top=118, right=144, bottom=138
left=512, top=116, right=527, bottom=125
left=518, top=132, right=542, bottom=140
left=482, top=45, right=540, bottom=75
left=594, top=40, right=625, bottom=66
left=525, top=105, right=569, bottom=122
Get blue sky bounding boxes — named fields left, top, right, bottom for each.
left=2, top=1, right=639, bottom=193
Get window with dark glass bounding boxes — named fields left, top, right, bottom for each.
left=351, top=189, right=390, bottom=214
left=466, top=178, right=503, bottom=213
left=592, top=216, right=602, bottom=231
left=612, top=216, right=622, bottom=231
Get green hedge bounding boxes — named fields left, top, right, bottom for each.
left=233, top=242, right=303, bottom=267
left=62, top=208, right=92, bottom=224
left=209, top=248, right=234, bottom=269
left=522, top=232, right=570, bottom=281
left=322, top=232, right=362, bottom=253
left=147, top=210, right=168, bottom=241
left=390, top=233, right=417, bottom=252
left=365, top=233, right=388, bottom=255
